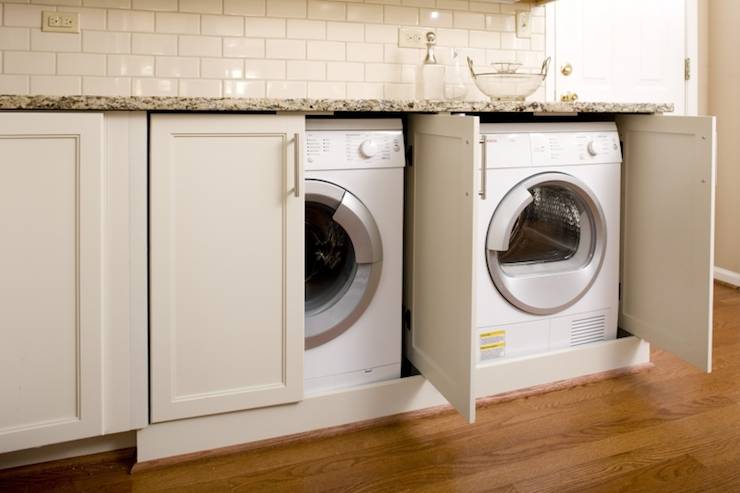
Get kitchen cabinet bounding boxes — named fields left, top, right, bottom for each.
left=406, top=114, right=715, bottom=421
left=0, top=113, right=147, bottom=454
left=150, top=114, right=305, bottom=423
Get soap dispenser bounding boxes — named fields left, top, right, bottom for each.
left=416, top=32, right=444, bottom=100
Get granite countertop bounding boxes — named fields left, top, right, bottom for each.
left=0, top=95, right=673, bottom=114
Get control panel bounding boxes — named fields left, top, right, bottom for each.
left=484, top=131, right=622, bottom=169
left=305, top=131, right=405, bottom=171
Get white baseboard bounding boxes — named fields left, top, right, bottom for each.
left=715, top=266, right=740, bottom=287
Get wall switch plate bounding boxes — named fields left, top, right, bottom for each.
left=399, top=27, right=430, bottom=49
left=42, top=11, right=80, bottom=33
left=515, top=12, right=531, bottom=39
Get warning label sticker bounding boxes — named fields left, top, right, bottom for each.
left=479, top=330, right=505, bottom=361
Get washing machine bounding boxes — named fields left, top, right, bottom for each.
left=476, top=122, right=622, bottom=366
left=304, top=119, right=404, bottom=394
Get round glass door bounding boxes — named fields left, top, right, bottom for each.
left=486, top=172, right=606, bottom=315
left=305, top=179, right=383, bottom=349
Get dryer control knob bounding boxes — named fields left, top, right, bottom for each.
left=587, top=141, right=599, bottom=156
left=359, top=139, right=379, bottom=158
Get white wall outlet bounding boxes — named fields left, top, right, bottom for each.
left=399, top=27, right=431, bottom=49
left=515, top=12, right=532, bottom=39
left=42, top=11, right=80, bottom=33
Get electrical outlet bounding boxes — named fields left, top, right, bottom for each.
left=515, top=12, right=531, bottom=39
left=42, top=11, right=80, bottom=33
left=399, top=27, right=430, bottom=49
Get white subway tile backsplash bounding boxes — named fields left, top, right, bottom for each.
left=326, top=21, right=363, bottom=42
left=82, top=75, right=131, bottom=95
left=267, top=80, right=306, bottom=98
left=30, top=29, right=82, bottom=52
left=132, top=77, right=177, bottom=96
left=30, top=75, right=81, bottom=95
left=244, top=59, right=285, bottom=79
left=178, top=35, right=221, bottom=56
left=4, top=51, right=55, bottom=74
left=179, top=78, right=222, bottom=97
left=223, top=37, right=264, bottom=58
left=0, top=28, right=30, bottom=50
left=108, top=10, right=154, bottom=32
left=202, top=15, right=244, bottom=36
left=155, top=12, right=200, bottom=34
left=132, top=33, right=178, bottom=55
left=308, top=1, right=345, bottom=21
left=156, top=56, right=199, bottom=78
left=244, top=17, right=286, bottom=38
left=84, top=31, right=131, bottom=53
left=107, top=54, right=154, bottom=76
left=58, top=53, right=107, bottom=75
left=306, top=40, right=344, bottom=60
left=201, top=57, right=244, bottom=78
left=287, top=19, right=325, bottom=40
left=223, top=79, right=265, bottom=97
left=223, top=0, right=265, bottom=16
left=266, top=39, right=306, bottom=59
left=0, top=0, right=543, bottom=101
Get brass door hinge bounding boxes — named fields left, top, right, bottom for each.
left=685, top=58, right=691, bottom=81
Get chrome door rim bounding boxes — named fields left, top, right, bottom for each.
left=485, top=172, right=607, bottom=315
left=305, top=179, right=383, bottom=349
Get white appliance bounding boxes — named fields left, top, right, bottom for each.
left=476, top=122, right=622, bottom=365
left=304, top=119, right=404, bottom=394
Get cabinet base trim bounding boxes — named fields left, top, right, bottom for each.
left=715, top=267, right=740, bottom=288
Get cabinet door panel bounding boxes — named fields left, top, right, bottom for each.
left=406, top=115, right=479, bottom=423
left=0, top=113, right=103, bottom=453
left=617, top=115, right=715, bottom=372
left=150, top=114, right=304, bottom=422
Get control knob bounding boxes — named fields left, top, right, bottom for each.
left=586, top=141, right=599, bottom=157
left=359, top=139, right=379, bottom=158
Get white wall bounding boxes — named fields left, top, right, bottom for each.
left=0, top=0, right=545, bottom=100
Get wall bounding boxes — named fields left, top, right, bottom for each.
left=708, top=0, right=740, bottom=281
left=0, top=0, right=545, bottom=100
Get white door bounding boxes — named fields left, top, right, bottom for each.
left=406, top=115, right=479, bottom=423
left=553, top=0, right=687, bottom=114
left=150, top=114, right=304, bottom=422
left=617, top=115, right=715, bottom=372
left=0, top=113, right=104, bottom=453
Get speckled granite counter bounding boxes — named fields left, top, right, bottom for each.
left=0, top=95, right=672, bottom=114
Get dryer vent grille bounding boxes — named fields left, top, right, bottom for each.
left=570, top=314, right=606, bottom=347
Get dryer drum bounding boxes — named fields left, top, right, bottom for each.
left=486, top=172, right=607, bottom=316
left=304, top=179, right=383, bottom=349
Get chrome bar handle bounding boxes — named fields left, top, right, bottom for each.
left=479, top=135, right=487, bottom=200
left=293, top=132, right=301, bottom=198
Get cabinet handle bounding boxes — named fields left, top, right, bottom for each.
left=479, top=135, right=487, bottom=200
left=293, top=133, right=301, bottom=198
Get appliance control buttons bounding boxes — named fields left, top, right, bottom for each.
left=359, top=139, right=379, bottom=158
left=586, top=141, right=598, bottom=156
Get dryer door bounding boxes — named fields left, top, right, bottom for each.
left=486, top=172, right=607, bottom=315
left=305, top=179, right=383, bottom=349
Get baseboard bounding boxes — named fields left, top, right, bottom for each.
left=715, top=266, right=740, bottom=287
left=0, top=431, right=136, bottom=471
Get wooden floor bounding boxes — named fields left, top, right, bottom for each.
left=2, top=283, right=740, bottom=493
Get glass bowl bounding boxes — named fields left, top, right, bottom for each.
left=467, top=57, right=551, bottom=101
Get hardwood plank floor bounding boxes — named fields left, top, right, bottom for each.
left=2, top=283, right=739, bottom=493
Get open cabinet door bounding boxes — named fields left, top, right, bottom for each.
left=406, top=115, right=479, bottom=422
left=617, top=115, right=716, bottom=372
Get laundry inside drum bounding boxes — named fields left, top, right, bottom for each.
left=499, top=184, right=585, bottom=266
left=305, top=201, right=358, bottom=315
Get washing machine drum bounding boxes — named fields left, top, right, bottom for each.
left=305, top=179, right=382, bottom=349
left=486, top=172, right=607, bottom=315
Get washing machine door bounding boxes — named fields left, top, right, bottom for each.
left=305, top=179, right=383, bottom=349
left=486, top=172, right=607, bottom=315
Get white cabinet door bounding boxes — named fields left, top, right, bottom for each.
left=406, top=115, right=479, bottom=423
left=617, top=115, right=716, bottom=372
left=554, top=0, right=686, bottom=114
left=150, top=114, right=304, bottom=422
left=0, top=113, right=104, bottom=453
